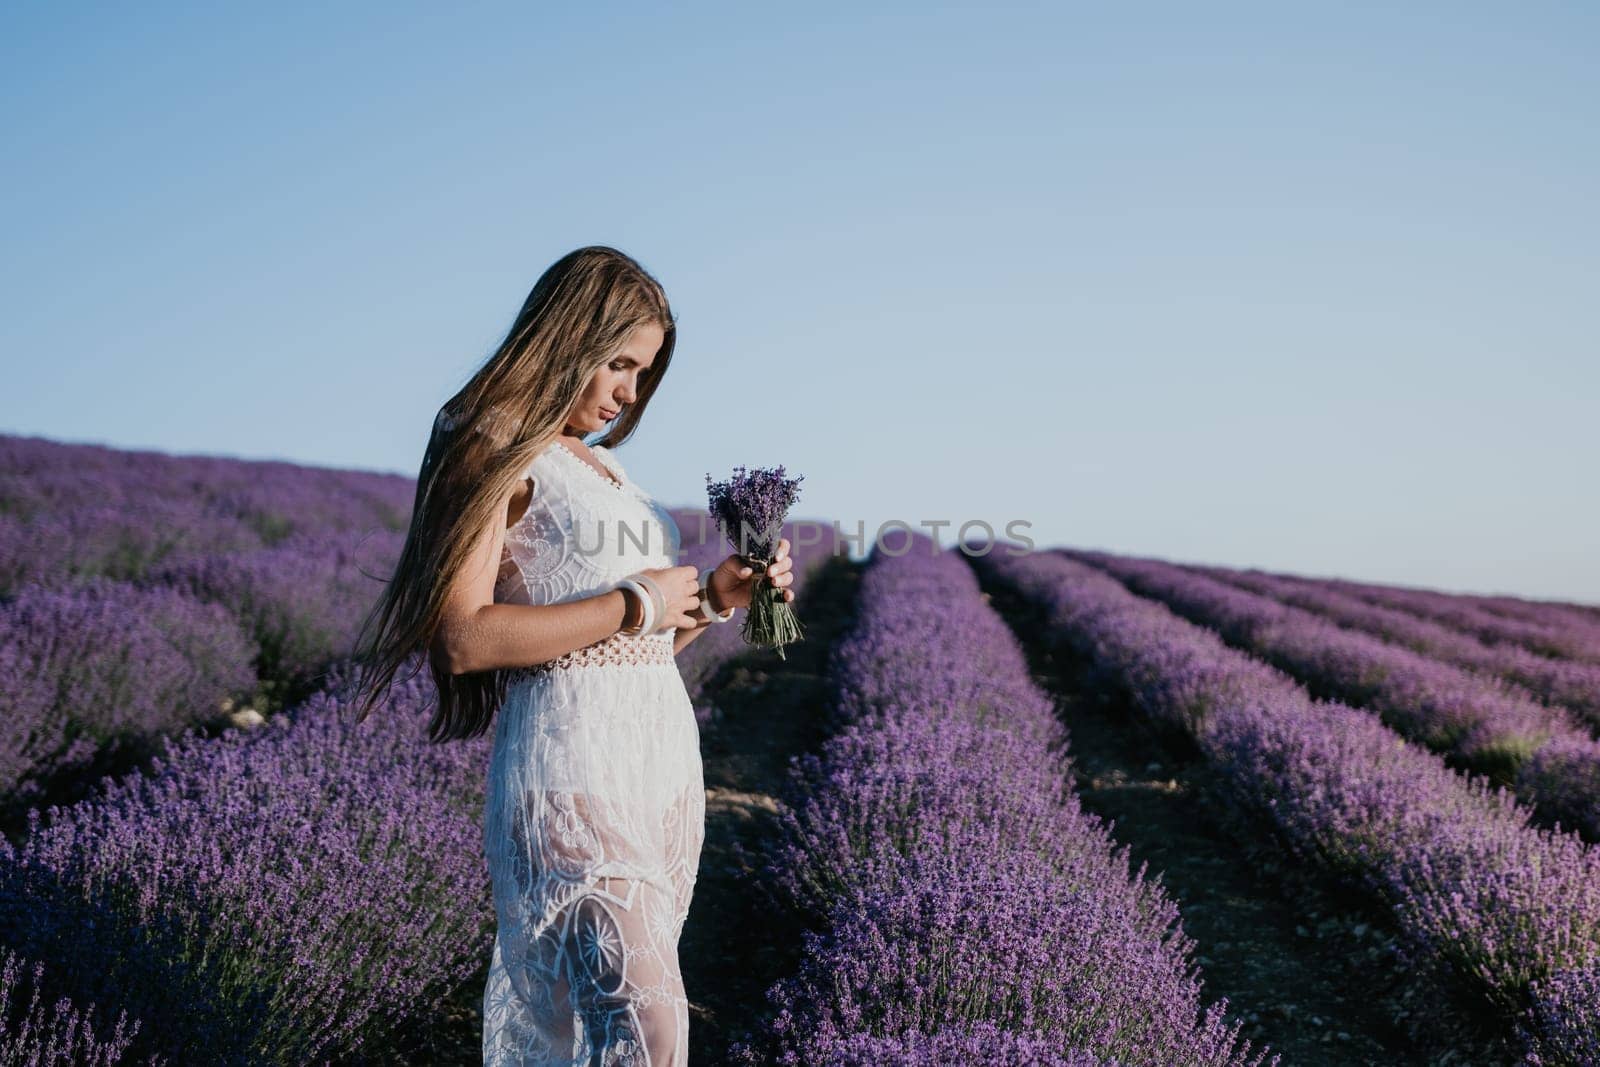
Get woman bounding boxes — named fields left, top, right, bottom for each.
left=348, top=246, right=795, bottom=1065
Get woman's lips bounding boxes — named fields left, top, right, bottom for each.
left=600, top=407, right=618, bottom=419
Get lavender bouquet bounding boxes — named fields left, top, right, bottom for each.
left=706, top=464, right=805, bottom=659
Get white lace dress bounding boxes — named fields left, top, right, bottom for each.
left=482, top=440, right=706, bottom=1066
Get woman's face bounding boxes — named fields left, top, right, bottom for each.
left=565, top=321, right=664, bottom=436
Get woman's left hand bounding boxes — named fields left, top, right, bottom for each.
left=707, top=537, right=795, bottom=613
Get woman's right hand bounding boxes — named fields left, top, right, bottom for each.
left=634, top=565, right=702, bottom=632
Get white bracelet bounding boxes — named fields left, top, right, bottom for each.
left=618, top=578, right=653, bottom=636
left=618, top=579, right=648, bottom=636
left=698, top=568, right=735, bottom=623
left=633, top=575, right=665, bottom=633
left=630, top=572, right=668, bottom=634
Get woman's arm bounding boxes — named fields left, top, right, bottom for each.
left=439, top=594, right=637, bottom=675
left=431, top=481, right=642, bottom=675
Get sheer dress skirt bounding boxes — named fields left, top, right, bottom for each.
left=482, top=634, right=706, bottom=1066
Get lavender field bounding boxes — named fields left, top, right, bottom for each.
left=3, top=431, right=1599, bottom=1065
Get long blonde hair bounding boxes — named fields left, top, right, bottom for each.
left=347, top=246, right=677, bottom=741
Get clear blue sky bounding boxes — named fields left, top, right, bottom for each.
left=4, top=2, right=1596, bottom=602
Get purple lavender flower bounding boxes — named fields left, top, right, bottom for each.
left=151, top=528, right=403, bottom=689
left=0, top=947, right=153, bottom=1066
left=1528, top=958, right=1600, bottom=1064
left=705, top=465, right=806, bottom=659
left=705, top=464, right=803, bottom=560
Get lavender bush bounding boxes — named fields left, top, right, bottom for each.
left=808, top=1021, right=1122, bottom=1065
left=0, top=947, right=157, bottom=1067
left=1454, top=589, right=1600, bottom=642
left=0, top=577, right=258, bottom=808
left=0, top=502, right=267, bottom=597
left=0, top=657, right=492, bottom=1065
left=149, top=527, right=403, bottom=692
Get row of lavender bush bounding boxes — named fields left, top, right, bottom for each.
left=0, top=528, right=407, bottom=818
left=1066, top=550, right=1600, bottom=842
left=1191, top=563, right=1600, bottom=733
left=0, top=577, right=257, bottom=809
left=0, top=660, right=493, bottom=1065
left=974, top=549, right=1600, bottom=1065
left=149, top=527, right=405, bottom=690
left=1312, top=568, right=1600, bottom=667
left=1458, top=588, right=1600, bottom=635
left=0, top=434, right=413, bottom=816
left=731, top=534, right=1276, bottom=1065
left=0, top=433, right=413, bottom=595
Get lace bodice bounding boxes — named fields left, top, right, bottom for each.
left=496, top=440, right=683, bottom=674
